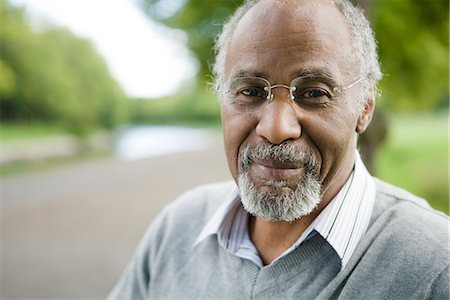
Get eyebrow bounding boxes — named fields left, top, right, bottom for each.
left=292, top=69, right=340, bottom=87
left=232, top=70, right=268, bottom=78
left=230, top=68, right=340, bottom=87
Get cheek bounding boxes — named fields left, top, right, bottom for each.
left=321, top=115, right=355, bottom=144
left=313, top=102, right=358, bottom=143
left=221, top=107, right=257, bottom=180
left=303, top=106, right=359, bottom=176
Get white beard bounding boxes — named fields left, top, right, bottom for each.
left=237, top=142, right=322, bottom=222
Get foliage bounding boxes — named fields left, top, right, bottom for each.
left=139, top=0, right=449, bottom=112
left=374, top=0, right=449, bottom=111
left=0, top=0, right=128, bottom=137
left=375, top=112, right=448, bottom=214
left=0, top=122, right=68, bottom=141
left=139, top=0, right=241, bottom=83
left=129, top=86, right=221, bottom=125
left=135, top=0, right=247, bottom=123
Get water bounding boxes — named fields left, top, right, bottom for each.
left=115, top=125, right=215, bottom=161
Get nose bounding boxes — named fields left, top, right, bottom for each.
left=255, top=94, right=301, bottom=145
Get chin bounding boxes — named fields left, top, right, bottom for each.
left=238, top=171, right=322, bottom=222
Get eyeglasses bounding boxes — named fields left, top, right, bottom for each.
left=221, top=75, right=363, bottom=113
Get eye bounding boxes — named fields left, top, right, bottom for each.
left=301, top=88, right=331, bottom=99
left=240, top=86, right=266, bottom=98
left=290, top=76, right=336, bottom=107
left=293, top=87, right=332, bottom=101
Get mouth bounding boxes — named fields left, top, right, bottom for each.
left=239, top=141, right=317, bottom=186
left=250, top=158, right=306, bottom=181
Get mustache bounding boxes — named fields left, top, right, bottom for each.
left=241, top=140, right=317, bottom=171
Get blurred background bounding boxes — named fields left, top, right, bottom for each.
left=0, top=0, right=448, bottom=298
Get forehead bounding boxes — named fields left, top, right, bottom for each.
left=225, top=0, right=356, bottom=81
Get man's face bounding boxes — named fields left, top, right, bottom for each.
left=220, top=0, right=367, bottom=220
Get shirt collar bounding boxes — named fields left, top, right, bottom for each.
left=299, top=152, right=376, bottom=268
left=193, top=151, right=376, bottom=269
left=193, top=186, right=239, bottom=247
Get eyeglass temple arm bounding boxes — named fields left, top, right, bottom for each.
left=341, top=76, right=364, bottom=91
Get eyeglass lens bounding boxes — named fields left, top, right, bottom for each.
left=226, top=76, right=336, bottom=112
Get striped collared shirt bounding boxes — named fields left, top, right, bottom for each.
left=194, top=151, right=376, bottom=270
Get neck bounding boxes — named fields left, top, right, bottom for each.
left=248, top=152, right=357, bottom=266
left=249, top=210, right=320, bottom=266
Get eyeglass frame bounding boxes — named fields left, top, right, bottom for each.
left=220, top=75, right=364, bottom=109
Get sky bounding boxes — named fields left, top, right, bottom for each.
left=10, top=0, right=198, bottom=98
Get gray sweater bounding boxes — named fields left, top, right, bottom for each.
left=109, top=179, right=449, bottom=299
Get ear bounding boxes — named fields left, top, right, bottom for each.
left=356, top=92, right=376, bottom=134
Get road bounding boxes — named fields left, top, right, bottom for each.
left=1, top=141, right=231, bottom=299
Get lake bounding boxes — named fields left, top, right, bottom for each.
left=115, top=125, right=217, bottom=161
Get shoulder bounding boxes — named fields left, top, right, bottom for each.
left=372, top=178, right=448, bottom=230
left=142, top=180, right=236, bottom=250
left=107, top=181, right=237, bottom=299
left=345, top=179, right=449, bottom=297
left=368, top=178, right=449, bottom=265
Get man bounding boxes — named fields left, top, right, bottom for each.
left=109, top=0, right=449, bottom=299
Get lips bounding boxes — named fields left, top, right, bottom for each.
left=250, top=158, right=306, bottom=180
left=252, top=158, right=302, bottom=169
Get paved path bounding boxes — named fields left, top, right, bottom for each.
left=1, top=141, right=231, bottom=299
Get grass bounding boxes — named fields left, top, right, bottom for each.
left=375, top=112, right=448, bottom=214
left=0, top=122, right=70, bottom=141
left=0, top=121, right=111, bottom=177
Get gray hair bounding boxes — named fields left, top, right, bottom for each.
left=213, top=0, right=382, bottom=108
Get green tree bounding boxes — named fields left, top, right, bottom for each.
left=140, top=0, right=240, bottom=83
left=139, top=0, right=449, bottom=111
left=374, top=0, right=449, bottom=111
left=0, top=0, right=128, bottom=137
